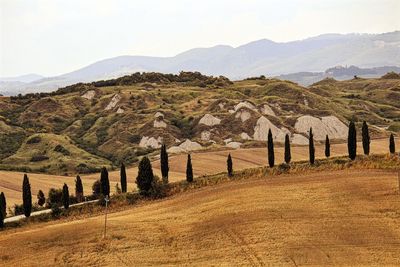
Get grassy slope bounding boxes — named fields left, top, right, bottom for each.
left=1, top=133, right=112, bottom=174
left=0, top=75, right=399, bottom=174
left=1, top=168, right=400, bottom=265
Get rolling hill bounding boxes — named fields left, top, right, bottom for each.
left=0, top=71, right=399, bottom=176
left=1, top=31, right=399, bottom=95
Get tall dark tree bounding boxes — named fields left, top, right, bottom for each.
left=136, top=157, right=154, bottom=195
left=309, top=128, right=315, bottom=165
left=62, top=183, right=69, bottom=209
left=75, top=175, right=84, bottom=202
left=0, top=192, right=6, bottom=218
left=100, top=167, right=110, bottom=197
left=267, top=129, right=275, bottom=168
left=186, top=154, right=193, bottom=183
left=325, top=135, right=330, bottom=158
left=160, top=144, right=169, bottom=184
left=348, top=121, right=357, bottom=160
left=120, top=163, right=127, bottom=193
left=362, top=121, right=370, bottom=155
left=227, top=153, right=233, bottom=177
left=389, top=133, right=396, bottom=154
left=37, top=190, right=45, bottom=206
left=22, top=174, right=32, bottom=218
left=284, top=134, right=291, bottom=164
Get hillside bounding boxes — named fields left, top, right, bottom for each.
left=0, top=71, right=399, bottom=175
left=1, top=169, right=399, bottom=265
left=1, top=31, right=399, bottom=94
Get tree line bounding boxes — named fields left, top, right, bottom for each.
left=0, top=121, right=397, bottom=228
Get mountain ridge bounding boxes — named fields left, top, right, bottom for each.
left=1, top=31, right=399, bottom=95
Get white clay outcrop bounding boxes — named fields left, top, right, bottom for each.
left=199, top=114, right=221, bottom=126
left=105, top=94, right=121, bottom=110
left=139, top=136, right=162, bottom=149
left=294, top=115, right=348, bottom=140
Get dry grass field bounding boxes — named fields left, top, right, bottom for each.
left=1, top=169, right=400, bottom=266
left=0, top=138, right=396, bottom=210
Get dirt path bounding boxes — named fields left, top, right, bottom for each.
left=1, top=169, right=400, bottom=266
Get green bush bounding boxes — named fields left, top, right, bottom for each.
left=54, top=144, right=71, bottom=156
left=26, top=136, right=41, bottom=144
left=30, top=154, right=49, bottom=162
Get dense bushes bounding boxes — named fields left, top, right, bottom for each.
left=30, top=154, right=49, bottom=162
left=0, top=132, right=26, bottom=160
left=54, top=145, right=70, bottom=156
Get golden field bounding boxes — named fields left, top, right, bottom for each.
left=0, top=138, right=396, bottom=210
left=1, top=168, right=400, bottom=265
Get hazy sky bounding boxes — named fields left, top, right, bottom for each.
left=1, top=0, right=399, bottom=77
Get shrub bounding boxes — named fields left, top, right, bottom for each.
left=30, top=154, right=49, bottom=162
left=37, top=190, right=45, bottom=206
left=136, top=157, right=154, bottom=196
left=51, top=204, right=61, bottom=218
left=92, top=180, right=101, bottom=196
left=54, top=145, right=70, bottom=156
left=47, top=188, right=63, bottom=207
left=148, top=176, right=168, bottom=199
left=26, top=136, right=41, bottom=144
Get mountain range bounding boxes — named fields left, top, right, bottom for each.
left=1, top=31, right=399, bottom=95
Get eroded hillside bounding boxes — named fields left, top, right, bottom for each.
left=0, top=72, right=399, bottom=174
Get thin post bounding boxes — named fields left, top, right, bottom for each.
left=103, top=195, right=109, bottom=238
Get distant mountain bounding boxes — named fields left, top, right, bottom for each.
left=1, top=31, right=399, bottom=95
left=277, top=65, right=400, bottom=86
left=0, top=73, right=44, bottom=83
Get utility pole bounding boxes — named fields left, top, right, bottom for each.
left=103, top=195, right=109, bottom=239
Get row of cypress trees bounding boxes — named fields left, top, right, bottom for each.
left=1, top=121, right=395, bottom=228
left=267, top=121, right=397, bottom=168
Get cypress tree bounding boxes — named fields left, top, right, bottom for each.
left=75, top=175, right=84, bottom=202
left=284, top=134, right=291, bottom=164
left=62, top=183, right=69, bottom=209
left=362, top=121, right=370, bottom=155
left=136, top=157, right=154, bottom=195
left=120, top=163, right=127, bottom=193
left=100, top=167, right=110, bottom=197
left=267, top=129, right=275, bottom=168
left=325, top=135, right=330, bottom=158
left=22, top=174, right=32, bottom=218
left=227, top=153, right=233, bottom=177
left=348, top=121, right=357, bottom=160
left=160, top=144, right=169, bottom=184
left=0, top=192, right=6, bottom=218
left=37, top=190, right=45, bottom=206
left=186, top=154, right=193, bottom=183
left=309, top=128, right=315, bottom=165
left=389, top=133, right=396, bottom=154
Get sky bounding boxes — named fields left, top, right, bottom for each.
left=1, top=0, right=399, bottom=77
